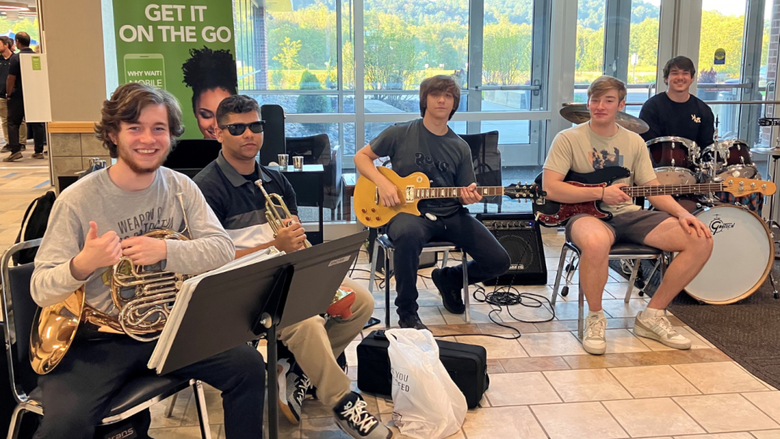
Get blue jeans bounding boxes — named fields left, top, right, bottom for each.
left=386, top=209, right=511, bottom=318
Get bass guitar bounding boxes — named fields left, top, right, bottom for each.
left=353, top=167, right=545, bottom=227
left=533, top=166, right=776, bottom=227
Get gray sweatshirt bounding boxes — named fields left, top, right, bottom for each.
left=31, top=167, right=235, bottom=315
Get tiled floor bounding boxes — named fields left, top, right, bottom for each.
left=2, top=164, right=780, bottom=439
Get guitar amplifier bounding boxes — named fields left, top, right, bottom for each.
left=477, top=213, right=547, bottom=285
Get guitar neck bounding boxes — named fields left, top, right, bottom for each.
left=414, top=186, right=505, bottom=200
left=622, top=183, right=723, bottom=197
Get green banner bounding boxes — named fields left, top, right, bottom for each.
left=112, top=1, right=236, bottom=139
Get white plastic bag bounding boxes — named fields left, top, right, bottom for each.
left=386, top=328, right=467, bottom=439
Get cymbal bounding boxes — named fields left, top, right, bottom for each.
left=751, top=147, right=780, bottom=155
left=559, top=104, right=650, bottom=134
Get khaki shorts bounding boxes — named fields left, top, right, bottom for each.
left=564, top=210, right=672, bottom=245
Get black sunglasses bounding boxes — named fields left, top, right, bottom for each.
left=219, top=121, right=265, bottom=136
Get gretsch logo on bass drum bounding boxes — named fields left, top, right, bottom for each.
left=709, top=215, right=736, bottom=235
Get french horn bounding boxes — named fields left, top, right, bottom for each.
left=30, top=193, right=192, bottom=375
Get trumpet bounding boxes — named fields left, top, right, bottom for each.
left=254, top=180, right=355, bottom=318
left=255, top=179, right=311, bottom=249
left=30, top=193, right=192, bottom=375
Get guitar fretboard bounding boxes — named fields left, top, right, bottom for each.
left=414, top=186, right=505, bottom=200
left=623, top=183, right=723, bottom=197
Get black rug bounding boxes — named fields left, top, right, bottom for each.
left=609, top=259, right=780, bottom=390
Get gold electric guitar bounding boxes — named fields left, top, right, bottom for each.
left=353, top=167, right=545, bottom=227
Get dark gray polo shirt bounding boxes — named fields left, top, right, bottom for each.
left=193, top=151, right=298, bottom=250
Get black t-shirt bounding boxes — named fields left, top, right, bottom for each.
left=0, top=53, right=12, bottom=98
left=370, top=118, right=476, bottom=217
left=243, top=168, right=260, bottom=183
left=639, top=92, right=715, bottom=147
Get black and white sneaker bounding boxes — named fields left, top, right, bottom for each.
left=277, top=360, right=310, bottom=425
left=333, top=392, right=393, bottom=438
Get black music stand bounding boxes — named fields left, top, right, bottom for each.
left=153, top=231, right=368, bottom=439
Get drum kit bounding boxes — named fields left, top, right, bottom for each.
left=561, top=104, right=779, bottom=305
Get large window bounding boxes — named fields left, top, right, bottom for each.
left=624, top=0, right=661, bottom=117
left=574, top=0, right=661, bottom=115
left=574, top=0, right=606, bottom=104
left=231, top=0, right=780, bottom=222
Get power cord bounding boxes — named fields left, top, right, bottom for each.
left=355, top=248, right=556, bottom=341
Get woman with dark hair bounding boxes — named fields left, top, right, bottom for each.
left=182, top=46, right=238, bottom=139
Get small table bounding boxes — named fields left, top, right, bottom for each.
left=278, top=164, right=325, bottom=244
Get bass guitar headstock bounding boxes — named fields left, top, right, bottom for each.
left=504, top=183, right=546, bottom=204
left=721, top=177, right=777, bottom=197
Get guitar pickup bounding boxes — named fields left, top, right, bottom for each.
left=405, top=186, right=415, bottom=203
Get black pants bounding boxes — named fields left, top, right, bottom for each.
left=33, top=337, right=265, bottom=439
left=8, top=97, right=44, bottom=154
left=386, top=210, right=511, bottom=318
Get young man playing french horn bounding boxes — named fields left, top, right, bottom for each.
left=194, top=94, right=392, bottom=439
left=30, top=83, right=266, bottom=438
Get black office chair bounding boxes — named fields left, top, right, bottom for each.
left=286, top=134, right=344, bottom=220
left=163, top=139, right=222, bottom=179
left=2, top=240, right=213, bottom=439
left=460, top=131, right=502, bottom=213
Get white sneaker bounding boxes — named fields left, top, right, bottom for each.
left=633, top=311, right=691, bottom=350
left=582, top=313, right=607, bottom=355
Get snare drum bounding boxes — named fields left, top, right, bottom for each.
left=705, top=139, right=758, bottom=179
left=682, top=204, right=773, bottom=304
left=646, top=136, right=698, bottom=185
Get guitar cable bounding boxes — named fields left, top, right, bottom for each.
left=352, top=248, right=557, bottom=340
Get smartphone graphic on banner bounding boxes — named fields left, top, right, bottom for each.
left=123, top=54, right=166, bottom=89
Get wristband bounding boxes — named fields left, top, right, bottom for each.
left=601, top=186, right=605, bottom=201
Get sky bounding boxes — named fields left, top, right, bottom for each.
left=640, top=0, right=751, bottom=17
left=701, top=0, right=749, bottom=16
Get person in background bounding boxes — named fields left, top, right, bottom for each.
left=0, top=35, right=25, bottom=153
left=639, top=56, right=715, bottom=148
left=3, top=32, right=45, bottom=162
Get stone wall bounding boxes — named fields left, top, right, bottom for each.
left=49, top=126, right=111, bottom=193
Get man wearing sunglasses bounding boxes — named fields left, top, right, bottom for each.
left=194, top=95, right=391, bottom=439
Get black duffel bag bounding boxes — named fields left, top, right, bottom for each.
left=356, top=330, right=489, bottom=409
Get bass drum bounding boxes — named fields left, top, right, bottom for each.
left=683, top=204, right=774, bottom=304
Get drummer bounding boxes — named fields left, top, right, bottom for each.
left=639, top=56, right=715, bottom=148
left=640, top=56, right=762, bottom=212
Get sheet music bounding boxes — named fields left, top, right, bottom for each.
left=148, top=247, right=284, bottom=373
